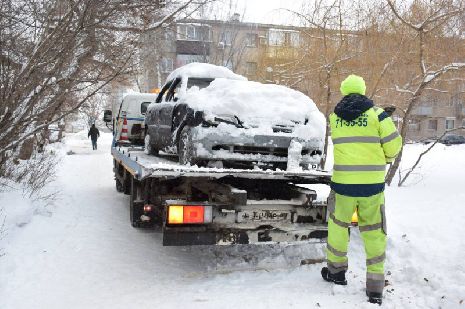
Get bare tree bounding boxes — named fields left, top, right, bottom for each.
left=397, top=126, right=464, bottom=186
left=0, top=0, right=210, bottom=193
left=281, top=0, right=363, bottom=168
left=384, top=0, right=465, bottom=185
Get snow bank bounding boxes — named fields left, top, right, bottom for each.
left=2, top=132, right=465, bottom=308
left=167, top=62, right=246, bottom=82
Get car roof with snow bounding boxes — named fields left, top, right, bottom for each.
left=166, top=63, right=247, bottom=82
left=181, top=78, right=326, bottom=131
left=122, top=93, right=159, bottom=101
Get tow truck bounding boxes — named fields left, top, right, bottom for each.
left=112, top=141, right=331, bottom=246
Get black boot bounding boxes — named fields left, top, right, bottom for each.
left=321, top=267, right=347, bottom=285
left=367, top=292, right=383, bottom=305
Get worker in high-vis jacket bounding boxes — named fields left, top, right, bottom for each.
left=321, top=75, right=402, bottom=305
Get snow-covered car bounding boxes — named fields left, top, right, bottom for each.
left=144, top=63, right=326, bottom=170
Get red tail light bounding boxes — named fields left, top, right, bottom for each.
left=168, top=205, right=212, bottom=225
left=183, top=206, right=204, bottom=224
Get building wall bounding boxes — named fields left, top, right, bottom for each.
left=408, top=94, right=465, bottom=140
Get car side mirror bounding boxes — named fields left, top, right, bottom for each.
left=103, top=110, right=112, bottom=122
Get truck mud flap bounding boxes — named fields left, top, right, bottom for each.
left=162, top=228, right=327, bottom=246
left=163, top=230, right=217, bottom=246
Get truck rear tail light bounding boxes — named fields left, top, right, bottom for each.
left=183, top=206, right=204, bottom=224
left=168, top=206, right=184, bottom=224
left=167, top=205, right=212, bottom=224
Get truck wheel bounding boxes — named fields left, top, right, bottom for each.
left=178, top=127, right=198, bottom=165
left=129, top=178, right=154, bottom=228
left=130, top=177, right=144, bottom=228
left=123, top=173, right=131, bottom=195
left=115, top=179, right=124, bottom=192
left=144, top=134, right=159, bottom=155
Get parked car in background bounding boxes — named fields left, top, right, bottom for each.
left=419, top=137, right=437, bottom=145
left=144, top=63, right=326, bottom=170
left=439, top=134, right=465, bottom=145
left=104, top=93, right=159, bottom=144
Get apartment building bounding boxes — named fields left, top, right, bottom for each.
left=139, top=16, right=304, bottom=92
left=408, top=92, right=465, bottom=141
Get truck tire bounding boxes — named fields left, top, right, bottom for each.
left=130, top=178, right=154, bottom=228
left=123, top=172, right=131, bottom=195
left=144, top=134, right=159, bottom=156
left=115, top=179, right=124, bottom=192
left=130, top=177, right=143, bottom=228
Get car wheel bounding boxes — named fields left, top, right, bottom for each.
left=178, top=127, right=198, bottom=165
left=144, top=134, right=159, bottom=155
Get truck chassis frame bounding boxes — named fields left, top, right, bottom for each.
left=112, top=145, right=331, bottom=246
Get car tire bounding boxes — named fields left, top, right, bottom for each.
left=144, top=134, right=159, bottom=155
left=178, top=126, right=198, bottom=165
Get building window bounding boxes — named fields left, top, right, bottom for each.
left=428, top=119, right=437, bottom=130
left=177, top=24, right=211, bottom=41
left=246, top=62, right=257, bottom=76
left=287, top=32, right=300, bottom=47
left=219, top=30, right=233, bottom=46
left=446, top=118, right=455, bottom=130
left=268, top=29, right=300, bottom=47
left=407, top=119, right=420, bottom=131
left=245, top=33, right=257, bottom=47
left=268, top=30, right=285, bottom=46
left=160, top=58, right=173, bottom=73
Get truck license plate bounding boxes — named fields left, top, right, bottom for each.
left=237, top=210, right=290, bottom=223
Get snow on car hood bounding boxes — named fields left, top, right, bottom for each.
left=182, top=78, right=326, bottom=140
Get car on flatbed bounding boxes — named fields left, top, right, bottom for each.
left=144, top=63, right=326, bottom=170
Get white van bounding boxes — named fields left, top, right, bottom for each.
left=104, top=93, right=159, bottom=144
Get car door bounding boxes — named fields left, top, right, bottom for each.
left=154, top=78, right=182, bottom=150
left=146, top=80, right=172, bottom=149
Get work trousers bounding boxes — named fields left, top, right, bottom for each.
left=326, top=191, right=387, bottom=294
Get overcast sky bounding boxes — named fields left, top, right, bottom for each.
left=203, top=0, right=307, bottom=25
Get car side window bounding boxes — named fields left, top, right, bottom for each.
left=141, top=102, right=151, bottom=115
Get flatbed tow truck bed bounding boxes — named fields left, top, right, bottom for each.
left=111, top=145, right=331, bottom=246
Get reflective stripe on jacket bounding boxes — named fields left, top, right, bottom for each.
left=329, top=106, right=402, bottom=196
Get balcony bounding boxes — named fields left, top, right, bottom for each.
left=412, top=106, right=432, bottom=116
left=176, top=40, right=210, bottom=56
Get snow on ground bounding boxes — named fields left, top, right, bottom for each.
left=1, top=132, right=465, bottom=308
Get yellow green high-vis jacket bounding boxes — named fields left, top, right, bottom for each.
left=329, top=94, right=402, bottom=197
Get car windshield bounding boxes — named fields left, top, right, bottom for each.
left=187, top=78, right=214, bottom=89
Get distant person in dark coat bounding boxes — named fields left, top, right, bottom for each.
left=88, top=124, right=100, bottom=150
